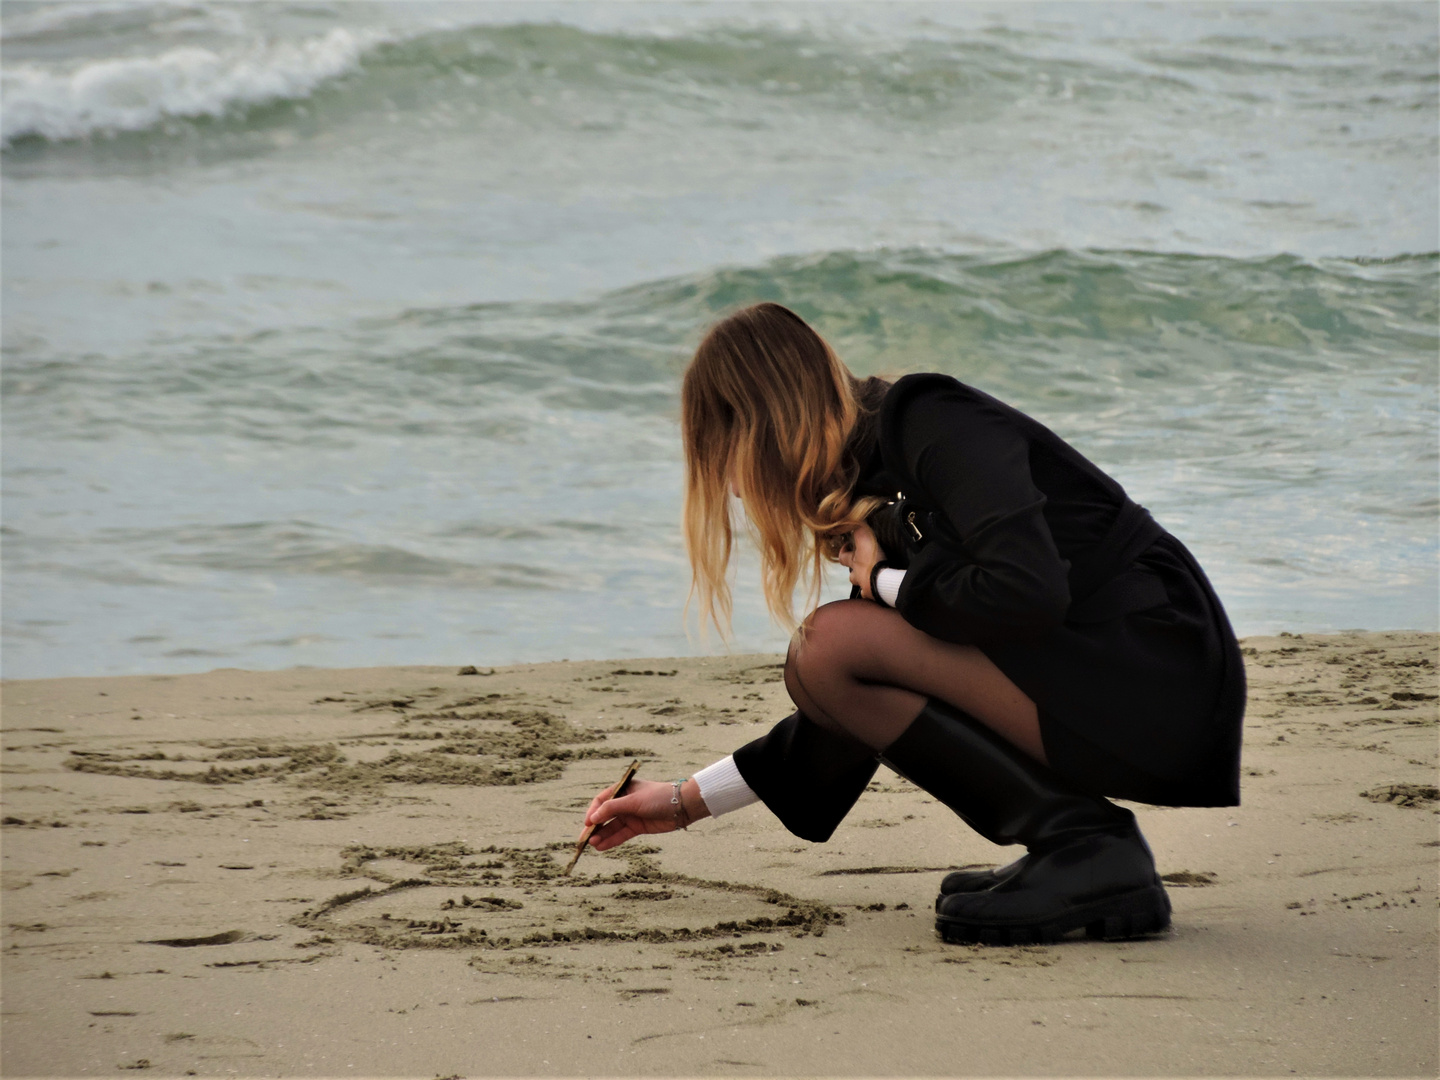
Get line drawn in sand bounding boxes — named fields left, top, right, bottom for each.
left=294, top=840, right=843, bottom=961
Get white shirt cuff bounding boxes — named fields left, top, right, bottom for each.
left=693, top=755, right=759, bottom=818
left=875, top=567, right=906, bottom=607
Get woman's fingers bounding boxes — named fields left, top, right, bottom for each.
left=587, top=789, right=656, bottom=829
left=579, top=778, right=679, bottom=852
left=588, top=816, right=642, bottom=851
left=584, top=777, right=649, bottom=825
left=585, top=793, right=628, bottom=827
left=589, top=808, right=669, bottom=850
left=584, top=780, right=680, bottom=850
left=853, top=523, right=881, bottom=563
left=584, top=787, right=613, bottom=821
left=584, top=783, right=655, bottom=826
left=848, top=522, right=880, bottom=597
left=838, top=525, right=880, bottom=589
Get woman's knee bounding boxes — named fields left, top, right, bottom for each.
left=786, top=598, right=881, bottom=693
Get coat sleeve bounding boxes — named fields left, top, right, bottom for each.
left=891, top=386, right=1071, bottom=643
left=732, top=712, right=879, bottom=843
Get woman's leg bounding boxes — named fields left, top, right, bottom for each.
left=784, top=598, right=1047, bottom=764
left=784, top=599, right=1170, bottom=944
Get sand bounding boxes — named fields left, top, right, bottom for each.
left=1, top=632, right=1435, bottom=1078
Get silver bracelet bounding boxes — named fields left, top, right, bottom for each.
left=670, top=777, right=692, bottom=830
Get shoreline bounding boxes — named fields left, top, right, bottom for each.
left=7, top=625, right=1440, bottom=686
left=2, top=632, right=1436, bottom=1076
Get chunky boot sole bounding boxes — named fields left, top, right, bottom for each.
left=935, top=883, right=1172, bottom=946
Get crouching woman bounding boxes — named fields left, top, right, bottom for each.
left=582, top=302, right=1245, bottom=945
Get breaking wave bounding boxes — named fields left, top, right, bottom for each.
left=1, top=25, right=384, bottom=145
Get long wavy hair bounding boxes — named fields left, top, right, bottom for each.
left=681, top=302, right=888, bottom=635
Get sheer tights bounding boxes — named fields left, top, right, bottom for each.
left=783, top=599, right=1048, bottom=764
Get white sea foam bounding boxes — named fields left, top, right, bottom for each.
left=1, top=26, right=385, bottom=145
left=0, top=1, right=175, bottom=42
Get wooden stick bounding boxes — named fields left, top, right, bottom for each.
left=562, top=758, right=640, bottom=876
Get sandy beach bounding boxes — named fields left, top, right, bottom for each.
left=1, top=631, right=1435, bottom=1077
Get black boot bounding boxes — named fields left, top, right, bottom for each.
left=880, top=700, right=1170, bottom=945
left=938, top=857, right=1027, bottom=899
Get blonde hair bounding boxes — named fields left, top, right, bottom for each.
left=681, top=302, right=886, bottom=635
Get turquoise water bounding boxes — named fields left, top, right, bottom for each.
left=3, top=2, right=1436, bottom=678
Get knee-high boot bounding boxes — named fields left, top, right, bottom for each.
left=880, top=699, right=1171, bottom=945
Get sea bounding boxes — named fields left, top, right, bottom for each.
left=2, top=1, right=1436, bottom=680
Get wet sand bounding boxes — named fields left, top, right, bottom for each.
left=1, top=632, right=1436, bottom=1077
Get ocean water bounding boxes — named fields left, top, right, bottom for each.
left=2, top=1, right=1436, bottom=680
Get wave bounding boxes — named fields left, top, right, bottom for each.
left=0, top=17, right=1053, bottom=148
left=6, top=9, right=1433, bottom=152
left=5, top=247, right=1435, bottom=445
left=611, top=247, right=1440, bottom=373
left=1, top=25, right=385, bottom=145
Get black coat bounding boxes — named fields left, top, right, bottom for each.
left=735, top=374, right=1246, bottom=841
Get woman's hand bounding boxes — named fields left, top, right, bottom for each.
left=838, top=522, right=883, bottom=600
left=581, top=777, right=710, bottom=852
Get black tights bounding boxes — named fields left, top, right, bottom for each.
left=783, top=599, right=1048, bottom=764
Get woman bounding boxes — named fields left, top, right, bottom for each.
left=582, top=302, right=1245, bottom=945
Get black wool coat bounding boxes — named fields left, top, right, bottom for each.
left=734, top=374, right=1246, bottom=842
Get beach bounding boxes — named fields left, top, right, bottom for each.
left=4, top=7, right=1436, bottom=1075
left=2, top=631, right=1435, bottom=1077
